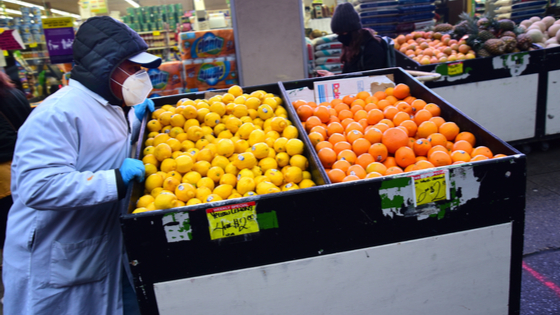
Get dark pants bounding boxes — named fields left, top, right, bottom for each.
left=122, top=266, right=142, bottom=315
left=0, top=195, right=13, bottom=248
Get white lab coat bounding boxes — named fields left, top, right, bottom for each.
left=3, top=79, right=141, bottom=315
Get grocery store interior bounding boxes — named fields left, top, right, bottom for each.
left=2, top=0, right=560, bottom=314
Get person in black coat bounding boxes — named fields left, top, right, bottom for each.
left=317, top=3, right=387, bottom=76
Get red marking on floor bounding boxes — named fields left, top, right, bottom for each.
left=87, top=175, right=94, bottom=181
left=522, top=261, right=560, bottom=298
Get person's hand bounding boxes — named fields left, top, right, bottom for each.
left=119, top=158, right=145, bottom=185
left=133, top=98, right=155, bottom=121
left=316, top=70, right=334, bottom=77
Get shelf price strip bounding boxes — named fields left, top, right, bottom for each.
left=411, top=169, right=450, bottom=207
left=207, top=201, right=258, bottom=240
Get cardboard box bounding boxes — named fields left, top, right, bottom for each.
left=179, top=29, right=236, bottom=60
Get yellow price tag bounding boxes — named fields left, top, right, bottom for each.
left=412, top=170, right=449, bottom=207
left=207, top=201, right=259, bottom=240
left=29, top=42, right=38, bottom=48
left=0, top=28, right=4, bottom=34
left=153, top=31, right=161, bottom=36
left=3, top=50, right=8, bottom=56
left=448, top=62, right=463, bottom=76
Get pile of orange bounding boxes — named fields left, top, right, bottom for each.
left=394, top=31, right=475, bottom=64
left=292, top=83, right=507, bottom=183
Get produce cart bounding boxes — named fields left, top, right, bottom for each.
left=121, top=68, right=525, bottom=315
left=396, top=46, right=560, bottom=151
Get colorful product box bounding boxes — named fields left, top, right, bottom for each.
left=184, top=56, right=238, bottom=92
left=147, top=61, right=185, bottom=97
left=179, top=29, right=236, bottom=60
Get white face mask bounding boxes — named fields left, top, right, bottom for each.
left=111, top=67, right=153, bottom=106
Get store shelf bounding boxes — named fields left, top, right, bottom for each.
left=137, top=30, right=172, bottom=35
left=147, top=46, right=173, bottom=51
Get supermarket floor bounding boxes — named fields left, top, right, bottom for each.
left=0, top=141, right=558, bottom=314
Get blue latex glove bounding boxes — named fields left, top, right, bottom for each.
left=119, top=158, right=145, bottom=185
left=133, top=98, right=155, bottom=121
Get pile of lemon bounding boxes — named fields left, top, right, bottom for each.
left=133, top=85, right=317, bottom=213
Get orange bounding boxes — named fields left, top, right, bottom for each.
left=297, top=105, right=313, bottom=122
left=416, top=121, right=438, bottom=138
left=429, top=116, right=446, bottom=128
left=307, top=101, right=318, bottom=108
left=394, top=146, right=416, bottom=168
left=328, top=168, right=346, bottom=183
left=385, top=166, right=404, bottom=175
left=413, top=109, right=433, bottom=125
left=450, top=150, right=471, bottom=163
left=416, top=156, right=428, bottom=161
left=327, top=122, right=345, bottom=136
left=310, top=125, right=328, bottom=139
left=396, top=101, right=413, bottom=114
left=365, top=172, right=383, bottom=179
left=383, top=106, right=399, bottom=121
left=424, top=103, right=441, bottom=116
left=315, top=141, right=333, bottom=152
left=314, top=106, right=331, bottom=123
left=346, top=129, right=364, bottom=144
left=383, top=156, right=397, bottom=168
left=331, top=98, right=343, bottom=107
left=354, top=109, right=368, bottom=121
left=332, top=159, right=351, bottom=173
left=334, top=102, right=350, bottom=114
left=292, top=100, right=307, bottom=110
left=308, top=132, right=324, bottom=147
left=328, top=133, right=346, bottom=145
left=427, top=133, right=447, bottom=147
left=429, top=150, right=452, bottom=167
left=342, top=95, right=357, bottom=106
left=305, top=116, right=322, bottom=132
left=452, top=140, right=473, bottom=155
left=342, top=175, right=360, bottom=182
left=338, top=149, right=357, bottom=164
left=356, top=91, right=371, bottom=100
left=471, top=155, right=489, bottom=161
left=385, top=87, right=394, bottom=96
left=376, top=99, right=391, bottom=110
left=471, top=146, right=493, bottom=158
left=399, top=120, right=418, bottom=137
left=379, top=119, right=395, bottom=128
left=414, top=160, right=435, bottom=170
left=427, top=145, right=448, bottom=158
left=493, top=154, right=508, bottom=159
left=355, top=153, right=375, bottom=169
left=397, top=126, right=409, bottom=136
left=411, top=99, right=427, bottom=112
left=412, top=138, right=432, bottom=155
left=366, top=162, right=387, bottom=175
left=328, top=116, right=341, bottom=124
left=439, top=122, right=460, bottom=141
left=393, top=83, right=410, bottom=100
left=351, top=100, right=365, bottom=109
left=364, top=103, right=378, bottom=112
left=358, top=118, right=369, bottom=131
left=318, top=147, right=337, bottom=169
left=385, top=95, right=398, bottom=105
left=341, top=118, right=355, bottom=129
left=365, top=96, right=379, bottom=105
left=407, top=137, right=416, bottom=148
left=347, top=164, right=367, bottom=179
left=333, top=141, right=352, bottom=154
left=368, top=143, right=388, bottom=162
left=373, top=91, right=387, bottom=100
left=350, top=104, right=364, bottom=115
left=364, top=127, right=383, bottom=144
left=382, top=127, right=409, bottom=153
left=352, top=138, right=372, bottom=156
left=446, top=141, right=454, bottom=152
left=346, top=121, right=364, bottom=134
left=338, top=109, right=354, bottom=121
left=455, top=131, right=476, bottom=147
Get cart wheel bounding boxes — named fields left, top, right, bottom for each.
left=521, top=144, right=532, bottom=154
left=540, top=141, right=550, bottom=152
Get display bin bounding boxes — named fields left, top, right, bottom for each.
left=121, top=68, right=526, bottom=315
left=394, top=46, right=558, bottom=147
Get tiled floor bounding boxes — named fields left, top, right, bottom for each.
left=1, top=142, right=558, bottom=314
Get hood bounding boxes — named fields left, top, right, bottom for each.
left=70, top=16, right=149, bottom=105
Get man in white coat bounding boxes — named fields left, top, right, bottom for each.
left=2, top=16, right=161, bottom=314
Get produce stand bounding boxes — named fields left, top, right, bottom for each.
left=395, top=47, right=560, bottom=150
left=121, top=68, right=525, bottom=315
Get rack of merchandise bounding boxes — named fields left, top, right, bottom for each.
left=121, top=67, right=525, bottom=315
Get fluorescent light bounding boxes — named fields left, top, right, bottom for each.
left=125, top=0, right=140, bottom=8
left=51, top=9, right=81, bottom=19
left=2, top=0, right=81, bottom=19
left=5, top=8, right=22, bottom=15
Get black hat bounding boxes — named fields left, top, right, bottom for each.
left=331, top=3, right=362, bottom=34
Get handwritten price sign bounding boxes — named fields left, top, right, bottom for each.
left=411, top=170, right=450, bottom=207
left=207, top=202, right=259, bottom=240
left=448, top=62, right=463, bottom=76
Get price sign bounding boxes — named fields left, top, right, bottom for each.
left=0, top=28, right=4, bottom=35
left=29, top=42, right=38, bottom=48
left=3, top=50, right=7, bottom=56
left=207, top=201, right=259, bottom=240
left=448, top=62, right=463, bottom=76
left=411, top=169, right=450, bottom=207
left=153, top=31, right=161, bottom=36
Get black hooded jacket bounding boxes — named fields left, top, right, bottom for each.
left=71, top=16, right=149, bottom=105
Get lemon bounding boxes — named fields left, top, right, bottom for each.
left=196, top=148, right=214, bottom=163
left=154, top=192, right=178, bottom=210
left=184, top=118, right=200, bottom=130
left=225, top=103, right=236, bottom=115
left=214, top=123, right=227, bottom=136
left=270, top=117, right=286, bottom=132
left=245, top=96, right=261, bottom=110
left=251, top=166, right=263, bottom=177
left=197, top=108, right=210, bottom=123
left=225, top=162, right=239, bottom=175
left=237, top=168, right=255, bottom=179
left=167, top=171, right=182, bottom=182
left=266, top=130, right=280, bottom=140
left=289, top=155, right=308, bottom=170
left=145, top=174, right=164, bottom=193
left=234, top=139, right=249, bottom=153
left=251, top=143, right=270, bottom=159
left=275, top=152, right=290, bottom=167
left=182, top=171, right=202, bottom=186
left=274, top=137, right=288, bottom=152
left=236, top=177, right=256, bottom=195
left=256, top=181, right=280, bottom=195
left=184, top=148, right=199, bottom=161
left=201, top=125, right=214, bottom=136
left=162, top=104, right=175, bottom=112
left=228, top=192, right=242, bottom=199
left=169, top=127, right=185, bottom=139
left=166, top=138, right=182, bottom=152
left=170, top=114, right=186, bottom=128
left=187, top=126, right=203, bottom=142
left=216, top=138, right=235, bottom=157
left=153, top=133, right=170, bottom=146
left=197, top=177, right=215, bottom=190
left=232, top=104, right=248, bottom=118
left=240, top=116, right=253, bottom=124
left=228, top=85, right=243, bottom=97
left=222, top=93, right=235, bottom=104
left=152, top=108, right=166, bottom=119
left=144, top=163, right=158, bottom=177
left=248, top=129, right=266, bottom=146
left=172, top=200, right=186, bottom=208
left=257, top=157, right=277, bottom=172
left=213, top=184, right=233, bottom=199
left=282, top=182, right=299, bottom=191
left=286, top=139, right=304, bottom=156
left=204, top=112, right=221, bottom=127
left=252, top=118, right=264, bottom=128
left=160, top=158, right=177, bottom=173
left=194, top=186, right=211, bottom=201
left=145, top=138, right=154, bottom=147
left=264, top=169, right=284, bottom=186
left=303, top=171, right=312, bottom=180
left=196, top=100, right=210, bottom=110
left=148, top=131, right=160, bottom=139
left=275, top=106, right=288, bottom=117
left=187, top=198, right=202, bottom=206
left=219, top=173, right=237, bottom=186
left=207, top=166, right=224, bottom=183
left=263, top=97, right=278, bottom=110
left=233, top=152, right=257, bottom=170
left=268, top=147, right=277, bottom=158
left=247, top=109, right=258, bottom=120
left=204, top=194, right=222, bottom=203
left=137, top=194, right=155, bottom=208
left=299, top=179, right=316, bottom=189
left=195, top=138, right=210, bottom=150
left=163, top=176, right=180, bottom=192
left=175, top=183, right=197, bottom=202
left=284, top=166, right=303, bottom=184
left=147, top=120, right=162, bottom=132
left=162, top=126, right=173, bottom=134
left=175, top=155, right=194, bottom=174
left=210, top=102, right=227, bottom=116
left=243, top=191, right=257, bottom=197
left=132, top=207, right=149, bottom=214
left=143, top=146, right=155, bottom=156
left=225, top=117, right=242, bottom=133
left=233, top=95, right=247, bottom=105
left=282, top=125, right=299, bottom=139
left=158, top=111, right=173, bottom=126
left=209, top=155, right=227, bottom=169
left=150, top=187, right=163, bottom=199
left=171, top=151, right=184, bottom=159
left=192, top=161, right=211, bottom=176
left=256, top=104, right=273, bottom=120
left=217, top=130, right=233, bottom=139
left=179, top=99, right=196, bottom=106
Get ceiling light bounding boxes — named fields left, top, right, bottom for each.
left=5, top=8, right=23, bottom=15
left=2, top=0, right=81, bottom=19
left=125, top=0, right=140, bottom=8
left=50, top=9, right=81, bottom=19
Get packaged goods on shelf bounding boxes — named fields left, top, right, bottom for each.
left=148, top=61, right=185, bottom=97
left=311, top=34, right=343, bottom=75
left=183, top=55, right=238, bottom=92
left=179, top=29, right=236, bottom=60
